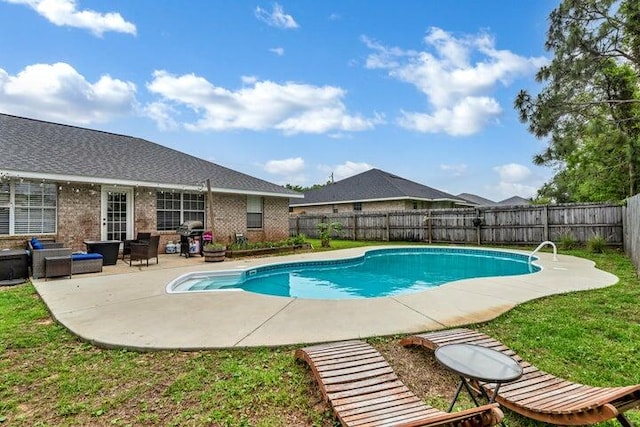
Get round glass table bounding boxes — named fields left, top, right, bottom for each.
left=435, top=343, right=523, bottom=412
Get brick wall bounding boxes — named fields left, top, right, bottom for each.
left=292, top=200, right=406, bottom=214
left=208, top=193, right=245, bottom=244
left=0, top=182, right=291, bottom=251
left=263, top=197, right=290, bottom=241
left=57, top=183, right=101, bottom=251
left=207, top=194, right=289, bottom=244
left=291, top=199, right=458, bottom=215
left=134, top=188, right=157, bottom=233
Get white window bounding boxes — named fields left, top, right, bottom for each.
left=0, top=180, right=57, bottom=235
left=0, top=183, right=9, bottom=235
left=247, top=196, right=263, bottom=229
left=156, top=192, right=205, bottom=231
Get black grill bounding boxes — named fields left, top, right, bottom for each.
left=177, top=220, right=204, bottom=257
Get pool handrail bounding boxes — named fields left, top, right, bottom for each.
left=529, top=240, right=557, bottom=265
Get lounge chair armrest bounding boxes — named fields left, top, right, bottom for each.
left=396, top=404, right=503, bottom=427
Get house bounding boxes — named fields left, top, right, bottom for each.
left=498, top=196, right=532, bottom=206
left=289, top=168, right=472, bottom=214
left=0, top=113, right=302, bottom=251
left=456, top=193, right=498, bottom=206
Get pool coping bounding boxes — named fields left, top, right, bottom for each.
left=32, top=245, right=618, bottom=350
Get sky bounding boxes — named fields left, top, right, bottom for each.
left=0, top=0, right=559, bottom=202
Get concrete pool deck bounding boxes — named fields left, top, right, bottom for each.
left=32, top=246, right=618, bottom=350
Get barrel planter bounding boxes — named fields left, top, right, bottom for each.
left=203, top=246, right=226, bottom=262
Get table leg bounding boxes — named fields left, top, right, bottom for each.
left=448, top=377, right=481, bottom=412
left=489, top=383, right=502, bottom=403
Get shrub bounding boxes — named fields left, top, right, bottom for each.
left=204, top=242, right=226, bottom=251
left=558, top=231, right=578, bottom=250
left=289, top=233, right=307, bottom=245
left=226, top=236, right=307, bottom=251
left=587, top=234, right=607, bottom=253
left=317, top=222, right=343, bottom=248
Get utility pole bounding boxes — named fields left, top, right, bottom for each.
left=206, top=179, right=216, bottom=242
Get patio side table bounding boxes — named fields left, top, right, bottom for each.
left=435, top=343, right=523, bottom=412
left=83, top=240, right=121, bottom=265
left=45, top=255, right=72, bottom=280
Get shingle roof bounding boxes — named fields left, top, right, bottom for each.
left=498, top=196, right=531, bottom=206
left=0, top=113, right=299, bottom=197
left=456, top=193, right=498, bottom=206
left=291, top=168, right=467, bottom=206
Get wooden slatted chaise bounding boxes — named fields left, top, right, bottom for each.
left=400, top=328, right=640, bottom=426
left=296, top=340, right=504, bottom=427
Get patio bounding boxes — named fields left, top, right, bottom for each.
left=32, top=247, right=618, bottom=350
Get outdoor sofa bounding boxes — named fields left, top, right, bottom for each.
left=28, top=238, right=103, bottom=279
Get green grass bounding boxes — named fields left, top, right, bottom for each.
left=1, top=241, right=639, bottom=426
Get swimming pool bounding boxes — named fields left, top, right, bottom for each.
left=167, top=247, right=541, bottom=299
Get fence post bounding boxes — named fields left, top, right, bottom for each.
left=427, top=209, right=432, bottom=244
left=476, top=208, right=481, bottom=246
left=353, top=214, right=358, bottom=241
left=385, top=213, right=390, bottom=241
left=296, top=216, right=300, bottom=236
left=543, top=205, right=549, bottom=241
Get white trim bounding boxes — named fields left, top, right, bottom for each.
left=0, top=169, right=303, bottom=199
left=101, top=186, right=133, bottom=240
left=290, top=196, right=470, bottom=207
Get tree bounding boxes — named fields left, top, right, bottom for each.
left=285, top=181, right=332, bottom=193
left=515, top=0, right=640, bottom=201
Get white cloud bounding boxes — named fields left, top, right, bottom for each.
left=492, top=182, right=539, bottom=199
left=319, top=161, right=374, bottom=181
left=255, top=3, right=298, bottom=29
left=146, top=70, right=380, bottom=134
left=0, top=62, right=137, bottom=124
left=489, top=163, right=538, bottom=199
left=3, top=0, right=136, bottom=36
left=269, top=47, right=285, bottom=56
left=493, top=163, right=532, bottom=182
left=399, top=97, right=501, bottom=136
left=241, top=75, right=258, bottom=85
left=143, top=101, right=178, bottom=131
left=363, top=28, right=547, bottom=136
left=440, top=163, right=468, bottom=177
left=264, top=157, right=304, bottom=175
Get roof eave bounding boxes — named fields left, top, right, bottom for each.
left=0, top=169, right=303, bottom=198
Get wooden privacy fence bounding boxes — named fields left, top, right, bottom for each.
left=624, top=194, right=640, bottom=270
left=290, top=203, right=623, bottom=246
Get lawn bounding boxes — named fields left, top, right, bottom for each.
left=1, top=240, right=639, bottom=426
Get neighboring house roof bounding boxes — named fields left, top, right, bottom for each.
left=290, top=168, right=470, bottom=207
left=0, top=113, right=300, bottom=198
left=498, top=196, right=532, bottom=206
left=456, top=193, right=498, bottom=206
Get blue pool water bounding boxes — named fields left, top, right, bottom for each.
left=167, top=247, right=540, bottom=299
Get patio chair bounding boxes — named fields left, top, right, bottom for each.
left=122, top=232, right=152, bottom=260
left=129, top=235, right=160, bottom=266
left=296, top=340, right=504, bottom=427
left=400, top=328, right=640, bottom=426
left=27, top=237, right=72, bottom=279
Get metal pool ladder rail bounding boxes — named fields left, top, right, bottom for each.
left=529, top=240, right=558, bottom=265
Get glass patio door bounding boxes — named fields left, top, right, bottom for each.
left=101, top=187, right=133, bottom=241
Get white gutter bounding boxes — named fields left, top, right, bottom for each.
left=0, top=169, right=304, bottom=199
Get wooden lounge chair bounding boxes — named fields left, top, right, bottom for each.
left=296, top=340, right=504, bottom=427
left=400, top=328, right=640, bottom=426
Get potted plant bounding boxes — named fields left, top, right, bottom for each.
left=202, top=242, right=226, bottom=262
